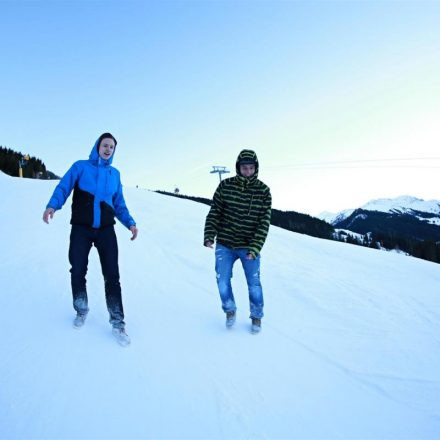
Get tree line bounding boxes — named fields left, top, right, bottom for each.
left=0, top=146, right=58, bottom=179
left=368, top=231, right=440, bottom=263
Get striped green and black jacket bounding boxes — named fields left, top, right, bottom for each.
left=204, top=150, right=272, bottom=258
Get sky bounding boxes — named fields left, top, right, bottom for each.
left=1, top=0, right=440, bottom=216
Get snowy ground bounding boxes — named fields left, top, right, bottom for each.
left=1, top=171, right=440, bottom=439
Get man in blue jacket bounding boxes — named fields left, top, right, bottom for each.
left=43, top=133, right=137, bottom=346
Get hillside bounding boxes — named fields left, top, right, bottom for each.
left=1, top=172, right=440, bottom=439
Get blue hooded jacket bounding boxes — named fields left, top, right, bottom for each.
left=46, top=137, right=136, bottom=229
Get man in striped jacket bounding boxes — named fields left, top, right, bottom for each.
left=204, top=150, right=272, bottom=334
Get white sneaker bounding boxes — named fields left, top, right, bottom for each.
left=73, top=314, right=87, bottom=329
left=112, top=327, right=131, bottom=347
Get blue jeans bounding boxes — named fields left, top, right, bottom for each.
left=215, top=243, right=264, bottom=319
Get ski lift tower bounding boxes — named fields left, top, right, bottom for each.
left=210, top=166, right=230, bottom=182
left=18, top=154, right=30, bottom=178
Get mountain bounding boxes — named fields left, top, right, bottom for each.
left=1, top=173, right=440, bottom=438
left=337, top=207, right=440, bottom=242
left=319, top=209, right=355, bottom=225
left=319, top=196, right=440, bottom=263
left=319, top=196, right=440, bottom=227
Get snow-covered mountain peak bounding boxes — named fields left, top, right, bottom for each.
left=319, top=195, right=440, bottom=225
left=318, top=209, right=354, bottom=224
left=360, top=195, right=440, bottom=214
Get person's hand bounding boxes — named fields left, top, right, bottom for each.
left=204, top=240, right=214, bottom=248
left=43, top=208, right=55, bottom=224
left=130, top=225, right=138, bottom=241
left=246, top=253, right=255, bottom=260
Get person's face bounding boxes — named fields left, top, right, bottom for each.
left=240, top=163, right=256, bottom=177
left=98, top=138, right=115, bottom=160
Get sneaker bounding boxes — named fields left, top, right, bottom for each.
left=112, top=327, right=131, bottom=347
left=251, top=318, right=261, bottom=334
left=73, top=313, right=87, bottom=329
left=225, top=311, right=236, bottom=328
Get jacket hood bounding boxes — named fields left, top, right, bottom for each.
left=236, top=149, right=259, bottom=178
left=89, top=135, right=116, bottom=165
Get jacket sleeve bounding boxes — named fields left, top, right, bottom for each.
left=46, top=162, right=80, bottom=210
left=113, top=179, right=136, bottom=229
left=247, top=188, right=272, bottom=258
left=204, top=183, right=224, bottom=244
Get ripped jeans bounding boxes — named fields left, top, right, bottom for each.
left=215, top=243, right=264, bottom=319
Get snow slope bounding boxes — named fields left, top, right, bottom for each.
left=1, top=172, right=440, bottom=439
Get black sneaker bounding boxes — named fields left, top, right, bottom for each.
left=251, top=318, right=261, bottom=334
left=225, top=311, right=236, bottom=328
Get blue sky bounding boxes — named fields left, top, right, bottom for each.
left=1, top=0, right=440, bottom=215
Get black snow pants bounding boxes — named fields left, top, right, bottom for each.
left=68, top=224, right=125, bottom=328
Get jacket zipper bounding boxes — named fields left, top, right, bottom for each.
left=248, top=194, right=254, bottom=215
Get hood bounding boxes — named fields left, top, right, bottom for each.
left=89, top=135, right=116, bottom=165
left=236, top=149, right=259, bottom=178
